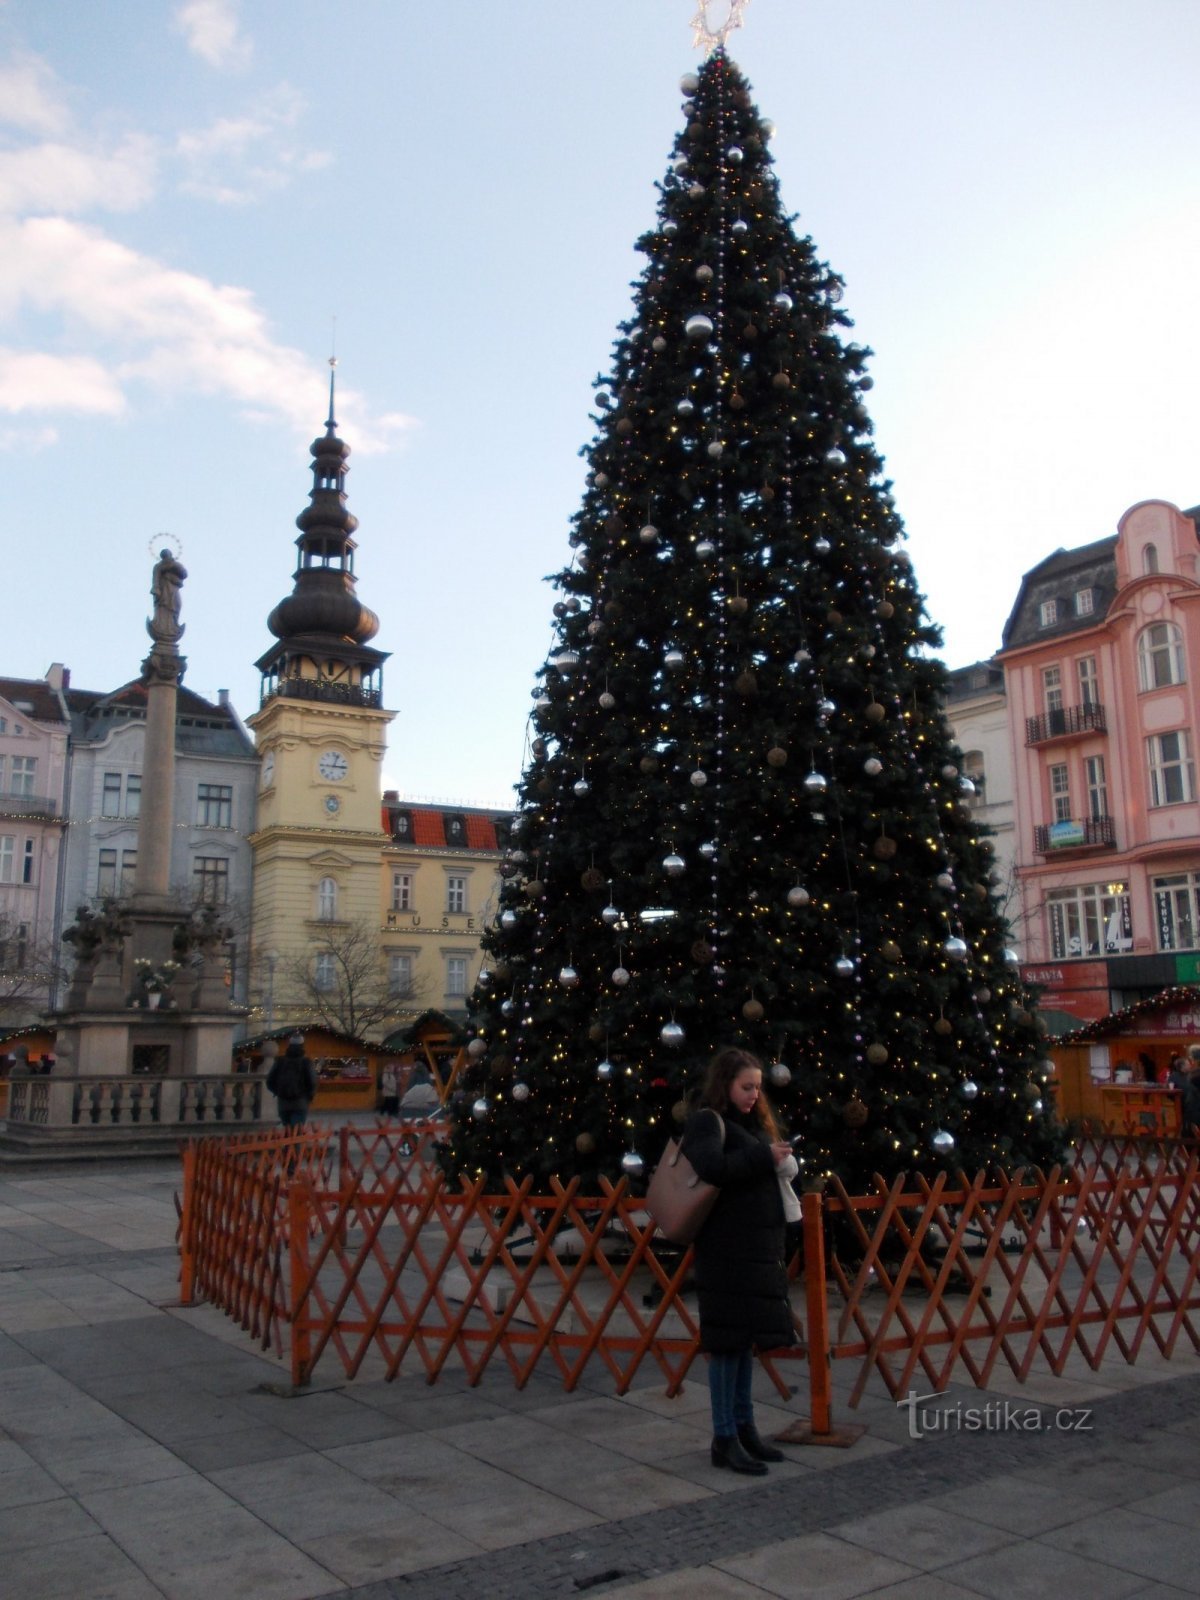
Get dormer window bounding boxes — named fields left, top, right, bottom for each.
left=1074, top=588, right=1094, bottom=617
left=445, top=814, right=466, bottom=847
left=1143, top=543, right=1159, bottom=575
left=392, top=809, right=412, bottom=841
left=1039, top=600, right=1058, bottom=627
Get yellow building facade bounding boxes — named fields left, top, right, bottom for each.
left=247, top=376, right=509, bottom=1038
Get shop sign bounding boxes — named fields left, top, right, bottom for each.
left=1020, top=961, right=1109, bottom=1023
left=1048, top=821, right=1086, bottom=848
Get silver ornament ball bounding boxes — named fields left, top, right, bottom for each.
left=558, top=965, right=580, bottom=988
left=471, top=1097, right=490, bottom=1121
left=511, top=1082, right=530, bottom=1102
left=804, top=772, right=828, bottom=796
left=597, top=1059, right=614, bottom=1081
left=931, top=1129, right=956, bottom=1155
left=663, top=853, right=686, bottom=877
left=621, top=1151, right=646, bottom=1179
left=959, top=1080, right=980, bottom=1101
left=787, top=885, right=811, bottom=908
left=943, top=937, right=969, bottom=962
left=601, top=903, right=621, bottom=927
left=661, top=1021, right=686, bottom=1048
left=467, top=1038, right=487, bottom=1060
left=599, top=690, right=616, bottom=709
left=864, top=757, right=883, bottom=776
left=834, top=956, right=856, bottom=978
left=769, top=1062, right=792, bottom=1087
left=612, top=965, right=630, bottom=987
left=685, top=313, right=714, bottom=341
left=690, top=768, right=708, bottom=788
left=639, top=523, right=659, bottom=544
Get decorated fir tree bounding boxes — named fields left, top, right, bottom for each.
left=446, top=49, right=1062, bottom=1190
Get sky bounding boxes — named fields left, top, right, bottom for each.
left=2, top=0, right=1199, bottom=809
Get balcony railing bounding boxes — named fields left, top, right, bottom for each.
left=1034, top=815, right=1116, bottom=855
left=262, top=678, right=382, bottom=710
left=0, top=791, right=59, bottom=817
left=1025, top=702, right=1107, bottom=745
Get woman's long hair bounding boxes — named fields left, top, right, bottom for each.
left=696, top=1046, right=781, bottom=1140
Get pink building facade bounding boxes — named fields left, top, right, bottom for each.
left=1000, top=500, right=1200, bottom=1027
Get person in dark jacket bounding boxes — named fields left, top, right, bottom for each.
left=266, top=1034, right=318, bottom=1128
left=682, top=1046, right=797, bottom=1476
left=1180, top=1052, right=1200, bottom=1138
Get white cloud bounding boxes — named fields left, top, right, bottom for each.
left=0, top=348, right=124, bottom=415
left=175, top=88, right=330, bottom=205
left=0, top=217, right=415, bottom=449
left=0, top=135, right=157, bottom=217
left=0, top=53, right=70, bottom=136
left=175, top=0, right=252, bottom=72
left=0, top=423, right=59, bottom=452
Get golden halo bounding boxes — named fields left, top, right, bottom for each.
left=147, top=531, right=183, bottom=560
left=691, top=0, right=749, bottom=52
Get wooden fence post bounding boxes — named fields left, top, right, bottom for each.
left=776, top=1186, right=864, bottom=1447
left=178, top=1141, right=197, bottom=1305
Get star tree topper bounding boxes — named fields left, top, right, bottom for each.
left=691, top=0, right=750, bottom=52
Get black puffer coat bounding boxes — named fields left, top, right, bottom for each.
left=683, top=1105, right=795, bottom=1355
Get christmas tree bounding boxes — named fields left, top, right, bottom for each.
left=446, top=49, right=1062, bottom=1190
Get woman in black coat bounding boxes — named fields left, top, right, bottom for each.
left=683, top=1046, right=797, bottom=1475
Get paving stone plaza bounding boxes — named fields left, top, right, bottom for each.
left=3, top=1149, right=1200, bottom=1599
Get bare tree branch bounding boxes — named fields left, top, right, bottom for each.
left=276, top=921, right=429, bottom=1039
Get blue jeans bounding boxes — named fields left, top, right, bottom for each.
left=708, top=1349, right=754, bottom=1437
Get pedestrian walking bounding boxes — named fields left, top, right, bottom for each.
left=266, top=1033, right=318, bottom=1128
left=682, top=1046, right=798, bottom=1476
left=379, top=1062, right=400, bottom=1117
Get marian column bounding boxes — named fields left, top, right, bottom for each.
left=134, top=547, right=187, bottom=908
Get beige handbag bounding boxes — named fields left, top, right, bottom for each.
left=645, top=1111, right=725, bottom=1245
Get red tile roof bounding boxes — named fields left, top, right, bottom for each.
left=465, top=814, right=498, bottom=850
left=411, top=808, right=447, bottom=847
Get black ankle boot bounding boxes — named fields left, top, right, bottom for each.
left=737, top=1423, right=785, bottom=1463
left=711, top=1434, right=768, bottom=1475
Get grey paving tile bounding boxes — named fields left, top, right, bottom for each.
left=717, top=1530, right=922, bottom=1598
left=171, top=1425, right=308, bottom=1474
left=0, top=1530, right=166, bottom=1600
left=0, top=1491, right=99, bottom=1551
left=942, top=1537, right=1151, bottom=1600
left=926, top=1471, right=1102, bottom=1536
left=1039, top=1506, right=1200, bottom=1589
left=296, top=1519, right=484, bottom=1585
left=829, top=1503, right=1017, bottom=1572
left=613, top=1568, right=769, bottom=1598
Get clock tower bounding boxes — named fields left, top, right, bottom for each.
left=247, top=365, right=395, bottom=1019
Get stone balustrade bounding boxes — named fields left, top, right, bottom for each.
left=6, top=1074, right=267, bottom=1130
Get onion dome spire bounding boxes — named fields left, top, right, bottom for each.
left=266, top=359, right=381, bottom=647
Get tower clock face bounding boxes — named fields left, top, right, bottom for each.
left=317, top=750, right=349, bottom=782
left=260, top=751, right=275, bottom=789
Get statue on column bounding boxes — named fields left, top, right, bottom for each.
left=148, top=547, right=187, bottom=645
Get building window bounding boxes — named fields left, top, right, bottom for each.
left=125, top=773, right=141, bottom=818
left=120, top=850, right=137, bottom=895
left=1154, top=874, right=1200, bottom=951
left=392, top=810, right=412, bottom=841
left=446, top=954, right=468, bottom=996
left=1148, top=730, right=1195, bottom=807
left=317, top=877, right=338, bottom=921
left=1042, top=665, right=1063, bottom=713
left=97, top=847, right=117, bottom=896
left=1048, top=762, right=1071, bottom=822
left=446, top=875, right=467, bottom=914
left=1039, top=600, right=1058, bottom=627
left=102, top=772, right=122, bottom=818
left=963, top=750, right=986, bottom=801
left=1074, top=587, right=1094, bottom=617
left=22, top=838, right=34, bottom=884
left=391, top=871, right=414, bottom=912
left=1085, top=755, right=1107, bottom=821
left=1144, top=543, right=1159, bottom=575
left=193, top=856, right=229, bottom=904
left=1138, top=622, right=1185, bottom=691
left=314, top=952, right=336, bottom=990
left=1077, top=655, right=1099, bottom=706
left=196, top=783, right=233, bottom=828
left=389, top=952, right=414, bottom=995
left=0, top=922, right=29, bottom=971
left=10, top=756, right=35, bottom=797
left=446, top=814, right=466, bottom=846
left=0, top=836, right=13, bottom=884
left=1046, top=883, right=1131, bottom=959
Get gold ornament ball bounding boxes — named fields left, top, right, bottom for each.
left=587, top=1021, right=605, bottom=1043
left=766, top=746, right=788, bottom=768
left=691, top=940, right=715, bottom=964
left=489, top=1054, right=513, bottom=1077
left=866, top=1043, right=889, bottom=1065
left=727, top=594, right=749, bottom=616
left=865, top=701, right=886, bottom=724
left=827, top=607, right=843, bottom=625
left=575, top=1132, right=597, bottom=1154
left=877, top=600, right=895, bottom=619
left=881, top=939, right=902, bottom=963
left=525, top=878, right=546, bottom=900
left=933, top=1017, right=953, bottom=1037
left=843, top=1097, right=869, bottom=1129
left=581, top=867, right=605, bottom=891
left=615, top=418, right=633, bottom=436
left=742, top=323, right=759, bottom=342
left=640, top=755, right=659, bottom=774
left=873, top=835, right=898, bottom=861
left=735, top=670, right=758, bottom=695
left=742, top=998, right=765, bottom=1022
left=771, top=371, right=791, bottom=390
left=729, top=390, right=746, bottom=411
left=760, top=481, right=774, bottom=500
left=672, top=1099, right=689, bottom=1124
